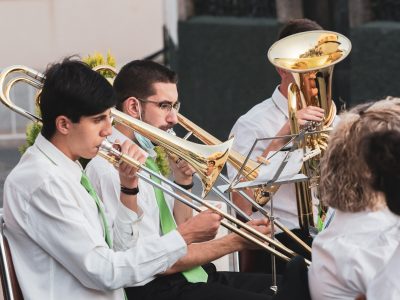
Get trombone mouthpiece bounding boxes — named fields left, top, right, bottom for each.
left=99, top=139, right=123, bottom=166
left=100, top=139, right=114, bottom=152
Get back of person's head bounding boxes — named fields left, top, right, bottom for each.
left=113, top=60, right=177, bottom=110
left=40, top=57, right=116, bottom=139
left=278, top=18, right=323, bottom=40
left=320, top=97, right=400, bottom=212
left=361, top=130, right=400, bottom=215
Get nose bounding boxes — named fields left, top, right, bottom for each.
left=166, top=108, right=178, bottom=125
left=101, top=115, right=113, bottom=137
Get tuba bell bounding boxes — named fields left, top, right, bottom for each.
left=268, top=30, right=352, bottom=233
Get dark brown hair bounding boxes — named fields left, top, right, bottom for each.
left=113, top=60, right=177, bottom=110
left=278, top=18, right=323, bottom=40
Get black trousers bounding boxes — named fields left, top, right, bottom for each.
left=125, top=263, right=280, bottom=300
left=239, top=229, right=313, bottom=275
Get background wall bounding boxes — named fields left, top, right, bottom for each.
left=177, top=17, right=280, bottom=140
left=0, top=0, right=163, bottom=70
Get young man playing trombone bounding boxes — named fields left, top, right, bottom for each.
left=86, top=60, right=282, bottom=300
left=2, top=58, right=222, bottom=300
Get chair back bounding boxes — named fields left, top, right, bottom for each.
left=0, top=215, right=23, bottom=300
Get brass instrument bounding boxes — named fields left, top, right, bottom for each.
left=268, top=30, right=352, bottom=232
left=0, top=64, right=311, bottom=265
left=0, top=65, right=231, bottom=197
left=177, top=114, right=280, bottom=205
left=177, top=113, right=311, bottom=253
left=111, top=109, right=233, bottom=197
left=92, top=65, right=275, bottom=203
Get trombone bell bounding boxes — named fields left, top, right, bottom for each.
left=111, top=109, right=234, bottom=197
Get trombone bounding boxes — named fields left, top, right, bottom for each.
left=93, top=64, right=311, bottom=254
left=0, top=64, right=311, bottom=265
left=177, top=114, right=312, bottom=254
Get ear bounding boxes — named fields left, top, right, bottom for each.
left=276, top=67, right=294, bottom=82
left=123, top=97, right=141, bottom=118
left=276, top=67, right=286, bottom=77
left=55, top=116, right=72, bottom=135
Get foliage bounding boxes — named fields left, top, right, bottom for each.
left=19, top=120, right=42, bottom=154
left=20, top=52, right=116, bottom=156
left=82, top=51, right=116, bottom=78
left=154, top=146, right=171, bottom=177
left=20, top=51, right=171, bottom=174
left=19, top=105, right=42, bottom=154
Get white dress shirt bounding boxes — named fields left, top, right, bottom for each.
left=228, top=86, right=339, bottom=230
left=86, top=128, right=179, bottom=286
left=308, top=208, right=400, bottom=300
left=3, top=133, right=187, bottom=300
left=366, top=244, right=400, bottom=300
left=227, top=86, right=299, bottom=229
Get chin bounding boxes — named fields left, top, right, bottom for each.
left=82, top=150, right=98, bottom=160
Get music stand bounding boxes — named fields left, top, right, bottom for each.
left=228, top=147, right=308, bottom=293
left=218, top=126, right=314, bottom=293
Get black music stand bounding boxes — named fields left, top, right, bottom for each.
left=218, top=126, right=315, bottom=293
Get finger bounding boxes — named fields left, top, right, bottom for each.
left=120, top=140, right=131, bottom=153
left=177, top=159, right=189, bottom=168
left=298, top=113, right=324, bottom=122
left=306, top=106, right=325, bottom=113
left=119, top=161, right=128, bottom=173
left=185, top=170, right=195, bottom=176
left=246, top=218, right=266, bottom=226
left=180, top=165, right=193, bottom=174
left=303, top=109, right=325, bottom=117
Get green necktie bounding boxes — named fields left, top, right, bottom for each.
left=81, top=172, right=113, bottom=248
left=81, top=172, right=127, bottom=300
left=145, top=157, right=208, bottom=283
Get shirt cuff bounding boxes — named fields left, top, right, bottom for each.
left=161, top=230, right=187, bottom=266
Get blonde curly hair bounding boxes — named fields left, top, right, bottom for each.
left=320, top=97, right=400, bottom=212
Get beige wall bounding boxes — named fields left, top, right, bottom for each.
left=0, top=0, right=164, bottom=71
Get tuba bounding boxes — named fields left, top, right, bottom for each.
left=268, top=30, right=351, bottom=233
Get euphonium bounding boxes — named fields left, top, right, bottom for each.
left=268, top=30, right=352, bottom=233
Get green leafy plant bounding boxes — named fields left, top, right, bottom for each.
left=154, top=146, right=171, bottom=176
left=20, top=51, right=171, bottom=174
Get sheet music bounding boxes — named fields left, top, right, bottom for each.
left=218, top=149, right=307, bottom=192
left=257, top=149, right=304, bottom=181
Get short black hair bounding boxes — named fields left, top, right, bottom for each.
left=113, top=60, right=177, bottom=110
left=361, top=130, right=400, bottom=215
left=278, top=18, right=323, bottom=40
left=39, top=57, right=116, bottom=139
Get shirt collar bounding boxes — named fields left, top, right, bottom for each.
left=35, top=133, right=83, bottom=182
left=271, top=85, right=288, bottom=119
left=330, top=208, right=400, bottom=233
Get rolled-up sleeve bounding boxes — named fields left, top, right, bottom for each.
left=113, top=203, right=143, bottom=251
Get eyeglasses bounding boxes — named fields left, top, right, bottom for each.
left=137, top=98, right=181, bottom=113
